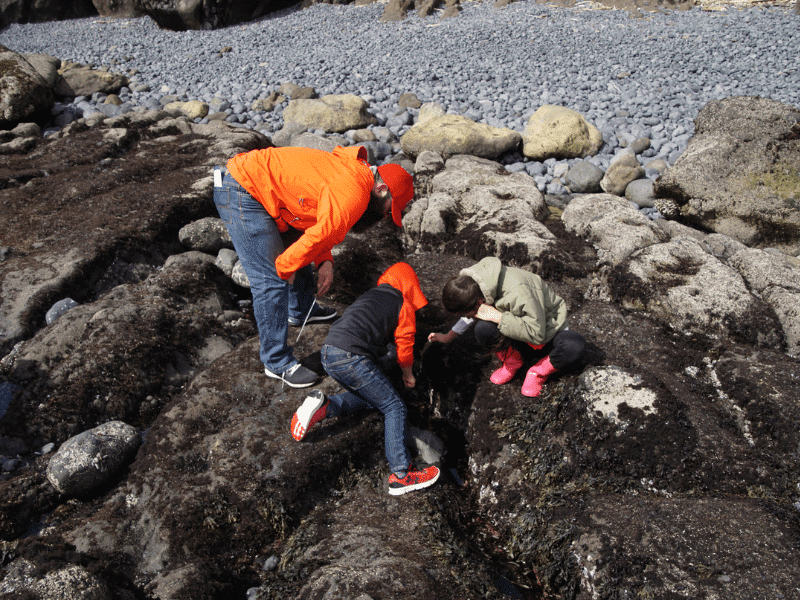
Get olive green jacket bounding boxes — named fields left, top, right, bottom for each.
left=461, top=257, right=567, bottom=346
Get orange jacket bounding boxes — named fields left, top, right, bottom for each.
left=377, top=262, right=428, bottom=369
left=226, top=145, right=373, bottom=280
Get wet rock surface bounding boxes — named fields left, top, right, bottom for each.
left=0, top=108, right=799, bottom=600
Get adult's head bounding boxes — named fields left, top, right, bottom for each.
left=351, top=165, right=415, bottom=233
left=376, top=164, right=414, bottom=227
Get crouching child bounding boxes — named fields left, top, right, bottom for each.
left=290, top=262, right=440, bottom=496
left=429, top=256, right=586, bottom=397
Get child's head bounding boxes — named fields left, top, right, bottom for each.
left=442, top=275, right=484, bottom=315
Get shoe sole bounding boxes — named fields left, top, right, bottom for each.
left=388, top=469, right=441, bottom=496
left=264, top=367, right=317, bottom=389
left=291, top=393, right=326, bottom=441
left=288, top=314, right=337, bottom=327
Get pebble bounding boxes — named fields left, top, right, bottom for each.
left=45, top=298, right=79, bottom=325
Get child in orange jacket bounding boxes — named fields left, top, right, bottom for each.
left=290, top=262, right=440, bottom=496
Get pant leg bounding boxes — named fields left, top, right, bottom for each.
left=213, top=170, right=295, bottom=372
left=547, top=329, right=586, bottom=371
left=321, top=345, right=411, bottom=475
left=473, top=320, right=503, bottom=349
left=280, top=227, right=315, bottom=321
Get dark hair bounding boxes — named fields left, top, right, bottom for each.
left=442, top=275, right=484, bottom=313
left=350, top=187, right=388, bottom=233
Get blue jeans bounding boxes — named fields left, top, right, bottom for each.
left=213, top=167, right=315, bottom=373
left=321, top=344, right=410, bottom=477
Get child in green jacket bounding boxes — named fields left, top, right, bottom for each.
left=428, top=257, right=585, bottom=397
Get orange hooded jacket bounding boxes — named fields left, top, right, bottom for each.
left=377, top=262, right=428, bottom=370
left=226, top=145, right=373, bottom=280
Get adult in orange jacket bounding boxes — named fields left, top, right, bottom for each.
left=289, top=262, right=440, bottom=496
left=213, top=146, right=414, bottom=388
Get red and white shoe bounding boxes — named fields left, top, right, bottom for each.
left=388, top=464, right=440, bottom=496
left=290, top=390, right=328, bottom=441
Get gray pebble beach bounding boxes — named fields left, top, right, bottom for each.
left=1, top=0, right=798, bottom=188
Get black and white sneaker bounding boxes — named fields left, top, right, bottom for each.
left=264, top=363, right=318, bottom=388
left=288, top=305, right=338, bottom=327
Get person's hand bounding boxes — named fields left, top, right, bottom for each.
left=428, top=332, right=447, bottom=343
left=317, top=261, right=333, bottom=296
left=476, top=303, right=502, bottom=323
left=401, top=365, right=415, bottom=388
left=403, top=371, right=416, bottom=388
left=287, top=273, right=295, bottom=286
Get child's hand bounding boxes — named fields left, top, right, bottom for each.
left=476, top=304, right=502, bottom=323
left=428, top=330, right=457, bottom=344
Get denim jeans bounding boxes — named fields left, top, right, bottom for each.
left=321, top=344, right=410, bottom=477
left=213, top=167, right=315, bottom=373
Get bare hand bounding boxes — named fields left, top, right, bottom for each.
left=476, top=303, right=502, bottom=323
left=401, top=365, right=416, bottom=388
left=403, top=372, right=416, bottom=388
left=317, top=261, right=333, bottom=296
left=428, top=331, right=456, bottom=344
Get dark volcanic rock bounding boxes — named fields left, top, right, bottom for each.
left=0, top=110, right=267, bottom=358
left=0, top=0, right=97, bottom=28
left=0, top=103, right=799, bottom=600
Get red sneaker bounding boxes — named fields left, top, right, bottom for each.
left=290, top=390, right=328, bottom=441
left=388, top=464, right=440, bottom=496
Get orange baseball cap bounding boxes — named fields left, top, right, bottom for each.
left=377, top=164, right=414, bottom=227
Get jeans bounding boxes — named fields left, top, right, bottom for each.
left=321, top=344, right=410, bottom=477
left=473, top=320, right=586, bottom=371
left=213, top=167, right=315, bottom=373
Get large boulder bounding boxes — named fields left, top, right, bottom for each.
left=53, top=61, right=130, bottom=98
left=20, top=53, right=60, bottom=87
left=400, top=113, right=522, bottom=160
left=621, top=236, right=784, bottom=347
left=561, top=193, right=668, bottom=266
left=137, top=0, right=278, bottom=30
left=282, top=94, right=377, bottom=133
left=0, top=0, right=96, bottom=28
left=654, top=96, right=800, bottom=255
left=402, top=154, right=554, bottom=264
left=91, top=0, right=143, bottom=18
left=0, top=45, right=54, bottom=128
left=522, top=104, right=604, bottom=161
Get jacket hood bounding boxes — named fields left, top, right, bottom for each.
left=460, top=256, right=503, bottom=305
left=377, top=262, right=428, bottom=311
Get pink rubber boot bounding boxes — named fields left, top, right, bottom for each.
left=490, top=347, right=524, bottom=385
left=521, top=356, right=557, bottom=397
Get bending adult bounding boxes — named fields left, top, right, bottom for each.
left=213, top=145, right=414, bottom=388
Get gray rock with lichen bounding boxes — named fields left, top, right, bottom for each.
left=654, top=96, right=800, bottom=255
left=46, top=421, right=140, bottom=496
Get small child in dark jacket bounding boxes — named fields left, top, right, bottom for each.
left=429, top=257, right=586, bottom=397
left=290, top=262, right=440, bottom=496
